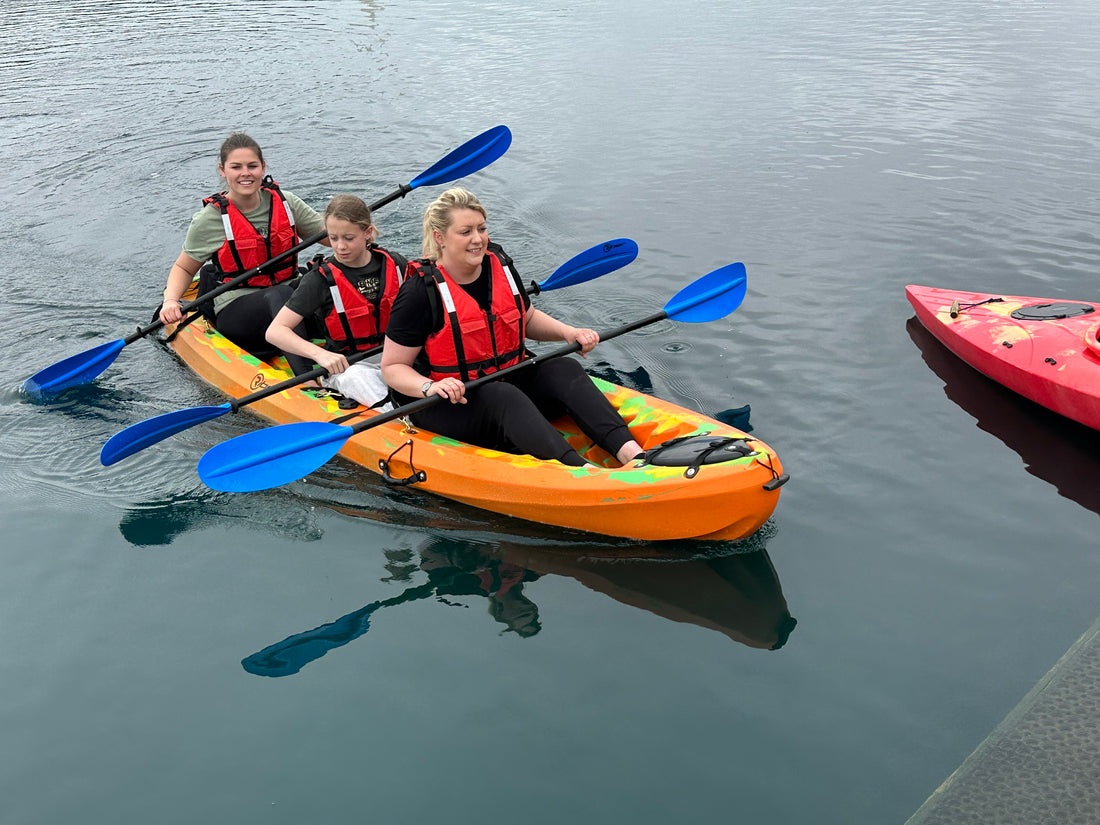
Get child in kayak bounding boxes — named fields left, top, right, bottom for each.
left=380, top=188, right=644, bottom=467
left=266, top=194, right=407, bottom=410
left=159, top=132, right=328, bottom=353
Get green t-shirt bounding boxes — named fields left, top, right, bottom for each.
left=182, top=189, right=327, bottom=314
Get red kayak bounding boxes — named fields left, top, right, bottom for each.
left=906, top=285, right=1100, bottom=431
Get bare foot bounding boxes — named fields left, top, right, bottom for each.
left=616, top=441, right=645, bottom=465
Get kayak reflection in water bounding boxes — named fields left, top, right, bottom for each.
left=241, top=535, right=797, bottom=678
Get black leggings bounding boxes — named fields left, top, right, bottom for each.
left=410, top=358, right=635, bottom=466
left=215, top=284, right=313, bottom=374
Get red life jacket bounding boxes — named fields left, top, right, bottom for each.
left=203, top=176, right=299, bottom=287
left=318, top=249, right=404, bottom=353
left=412, top=249, right=527, bottom=383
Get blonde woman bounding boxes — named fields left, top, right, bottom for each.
left=381, top=188, right=643, bottom=467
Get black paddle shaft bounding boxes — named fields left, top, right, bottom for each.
left=228, top=347, right=381, bottom=412
left=346, top=309, right=668, bottom=437
left=223, top=275, right=550, bottom=413
left=130, top=184, right=420, bottom=346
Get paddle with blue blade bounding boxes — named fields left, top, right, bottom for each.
left=99, top=238, right=639, bottom=465
left=23, top=125, right=513, bottom=399
left=197, top=261, right=748, bottom=493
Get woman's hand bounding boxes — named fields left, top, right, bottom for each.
left=314, top=350, right=349, bottom=376
left=161, top=253, right=203, bottom=326
left=566, top=326, right=600, bottom=356
left=381, top=338, right=466, bottom=403
left=159, top=297, right=185, bottom=325
left=428, top=377, right=467, bottom=404
left=525, top=309, right=599, bottom=356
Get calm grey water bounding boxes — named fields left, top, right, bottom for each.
left=3, top=1, right=1100, bottom=822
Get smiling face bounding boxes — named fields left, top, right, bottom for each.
left=325, top=216, right=374, bottom=268
left=218, top=147, right=265, bottom=205
left=435, top=208, right=488, bottom=276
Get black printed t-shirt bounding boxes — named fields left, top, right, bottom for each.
left=285, top=247, right=408, bottom=322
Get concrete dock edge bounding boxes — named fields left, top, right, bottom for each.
left=906, top=613, right=1100, bottom=824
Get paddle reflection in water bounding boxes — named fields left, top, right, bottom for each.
left=241, top=535, right=797, bottom=678
left=118, top=493, right=326, bottom=546
left=907, top=317, right=1100, bottom=517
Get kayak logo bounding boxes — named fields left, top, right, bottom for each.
left=603, top=241, right=626, bottom=253
left=250, top=374, right=268, bottom=391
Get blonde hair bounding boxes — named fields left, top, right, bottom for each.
left=324, top=194, right=377, bottom=238
left=421, top=187, right=486, bottom=259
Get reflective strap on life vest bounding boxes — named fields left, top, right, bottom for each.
left=326, top=277, right=356, bottom=346
left=433, top=276, right=470, bottom=381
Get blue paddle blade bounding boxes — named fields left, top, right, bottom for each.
left=663, top=262, right=747, bottom=322
left=539, top=238, right=639, bottom=290
left=198, top=421, right=354, bottom=492
left=408, top=125, right=512, bottom=189
left=22, top=339, right=126, bottom=398
left=100, top=404, right=233, bottom=466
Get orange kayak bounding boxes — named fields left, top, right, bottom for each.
left=167, top=313, right=787, bottom=541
